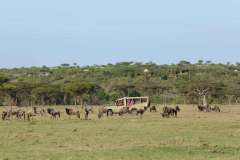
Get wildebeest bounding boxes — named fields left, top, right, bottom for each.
left=161, top=106, right=181, bottom=118
left=47, top=108, right=54, bottom=115
left=119, top=107, right=130, bottom=116
left=16, top=110, right=26, bottom=120
left=47, top=108, right=61, bottom=119
left=161, top=112, right=170, bottom=118
left=210, top=105, right=221, bottom=112
left=98, top=110, right=103, bottom=119
left=136, top=108, right=145, bottom=118
left=65, top=108, right=80, bottom=119
left=131, top=107, right=149, bottom=118
left=150, top=106, right=157, bottom=112
left=2, top=109, right=26, bottom=121
left=98, top=107, right=129, bottom=119
left=197, top=105, right=210, bottom=112
left=27, top=111, right=36, bottom=121
left=84, top=106, right=93, bottom=120
left=97, top=107, right=111, bottom=119
left=198, top=105, right=221, bottom=112
left=51, top=111, right=61, bottom=119
left=2, top=111, right=10, bottom=120
left=33, top=107, right=46, bottom=116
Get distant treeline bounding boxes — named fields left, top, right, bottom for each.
left=0, top=61, right=240, bottom=106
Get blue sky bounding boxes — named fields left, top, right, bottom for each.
left=0, top=0, right=239, bottom=68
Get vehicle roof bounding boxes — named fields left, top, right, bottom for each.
left=116, top=97, right=149, bottom=101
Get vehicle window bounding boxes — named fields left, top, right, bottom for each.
left=127, top=99, right=135, bottom=107
left=116, top=100, right=124, bottom=106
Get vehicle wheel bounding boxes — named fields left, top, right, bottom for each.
left=107, top=110, right=113, bottom=116
left=131, top=109, right=138, bottom=115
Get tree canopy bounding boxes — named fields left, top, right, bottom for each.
left=0, top=61, right=239, bottom=106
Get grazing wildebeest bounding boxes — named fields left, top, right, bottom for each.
left=33, top=107, right=37, bottom=114
left=161, top=112, right=170, bottom=118
left=136, top=108, right=145, bottom=118
left=162, top=106, right=181, bottom=118
left=9, top=110, right=19, bottom=118
left=84, top=107, right=93, bottom=120
left=51, top=111, right=61, bottom=119
left=150, top=106, right=157, bottom=112
left=173, top=106, right=181, bottom=117
left=131, top=107, right=149, bottom=118
left=210, top=105, right=221, bottom=112
left=2, top=111, right=10, bottom=120
left=65, top=108, right=80, bottom=119
left=16, top=110, right=26, bottom=120
left=27, top=111, right=36, bottom=121
left=98, top=107, right=113, bottom=118
left=197, top=105, right=211, bottom=112
left=47, top=108, right=60, bottom=119
left=33, top=107, right=46, bottom=116
left=47, top=108, right=54, bottom=115
left=119, top=107, right=130, bottom=116
left=97, top=107, right=105, bottom=119
left=98, top=110, right=103, bottom=119
left=2, top=109, right=26, bottom=120
left=98, top=107, right=129, bottom=119
left=197, top=105, right=206, bottom=112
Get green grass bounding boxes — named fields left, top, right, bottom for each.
left=0, top=105, right=240, bottom=160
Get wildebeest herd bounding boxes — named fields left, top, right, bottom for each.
left=1, top=106, right=93, bottom=121
left=1, top=104, right=221, bottom=121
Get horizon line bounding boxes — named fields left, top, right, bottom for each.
left=1, top=60, right=239, bottom=69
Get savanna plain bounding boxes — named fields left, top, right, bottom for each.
left=0, top=105, right=240, bottom=160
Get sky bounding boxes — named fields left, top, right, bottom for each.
left=0, top=0, right=239, bottom=68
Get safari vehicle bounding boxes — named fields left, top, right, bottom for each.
left=104, top=97, right=150, bottom=116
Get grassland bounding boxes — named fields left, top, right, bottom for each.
left=0, top=105, right=240, bottom=160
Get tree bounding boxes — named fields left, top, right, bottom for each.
left=197, top=60, right=204, bottom=65
left=0, top=61, right=240, bottom=105
left=2, top=83, right=18, bottom=106
left=64, top=82, right=101, bottom=106
left=178, top=60, right=191, bottom=65
left=206, top=60, right=212, bottom=65
left=187, top=73, right=215, bottom=105
left=61, top=63, right=70, bottom=67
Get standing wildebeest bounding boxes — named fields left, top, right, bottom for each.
left=161, top=106, right=181, bottom=118
left=133, top=107, right=149, bottom=118
left=84, top=106, right=93, bottom=120
left=47, top=108, right=61, bottom=119
left=65, top=108, right=80, bottom=119
left=210, top=105, right=221, bottom=112
left=47, top=108, right=54, bottom=115
left=51, top=111, right=61, bottom=119
left=150, top=106, right=157, bottom=112
left=2, top=111, right=11, bottom=120
left=27, top=111, right=36, bottom=121
left=33, top=107, right=46, bottom=116
left=136, top=108, right=145, bottom=118
left=197, top=105, right=210, bottom=112
left=197, top=105, right=206, bottom=112
left=119, top=107, right=130, bottom=116
left=16, top=110, right=26, bottom=120
left=98, top=110, right=103, bottom=119
left=98, top=107, right=129, bottom=119
left=97, top=107, right=111, bottom=119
